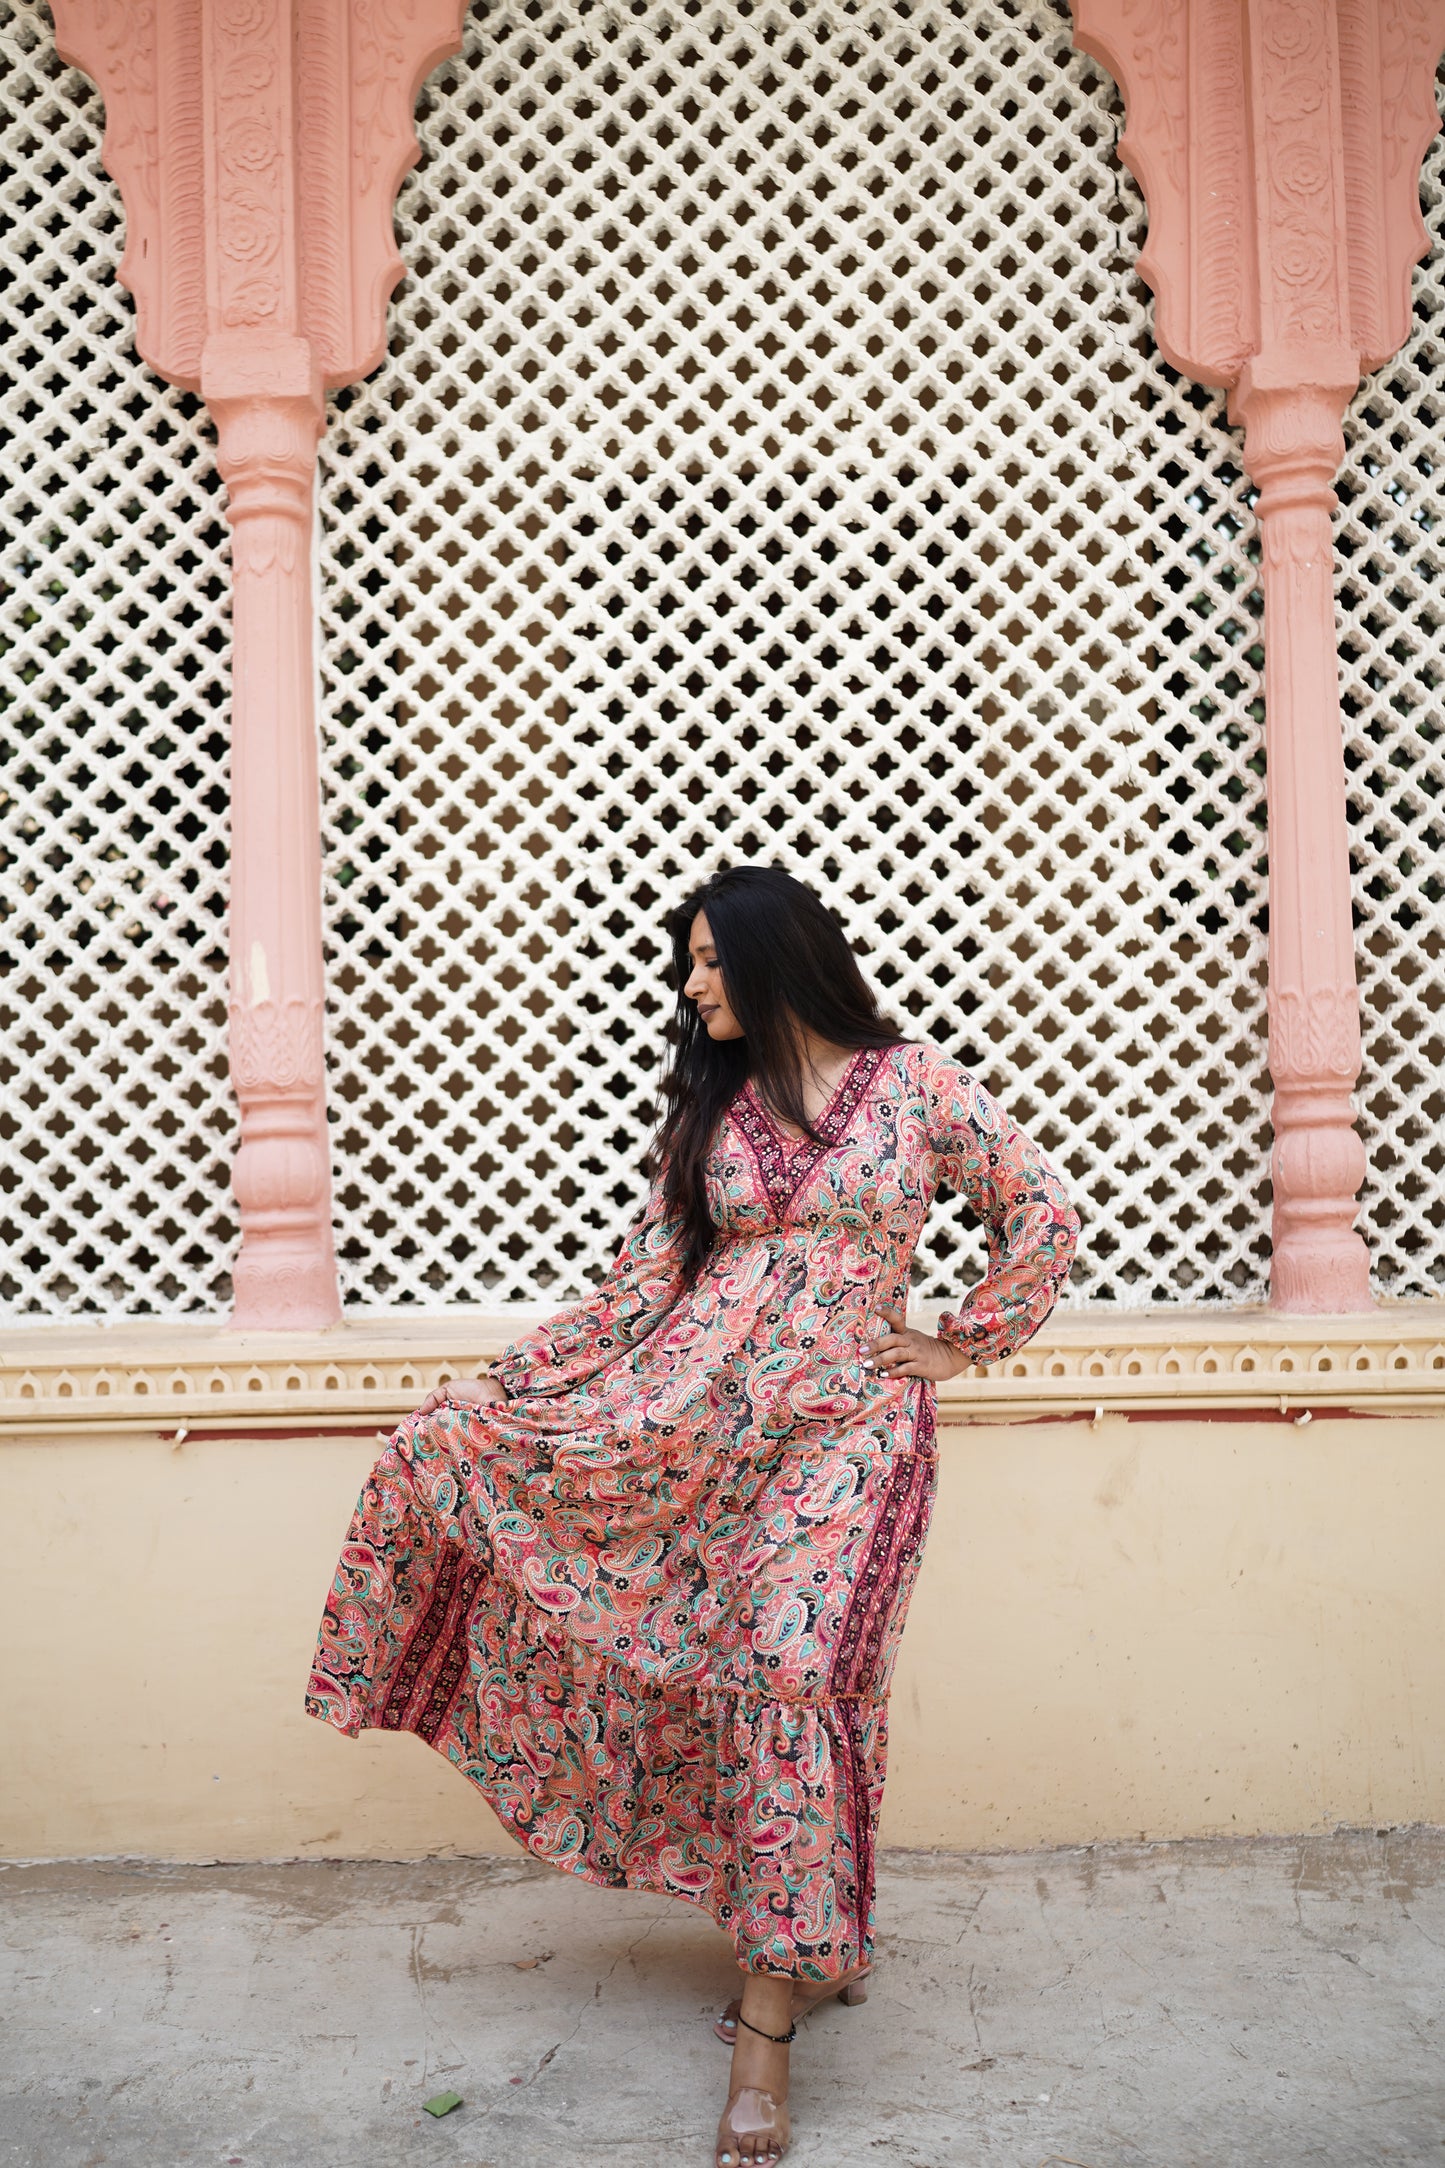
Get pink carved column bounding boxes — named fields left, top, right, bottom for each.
left=1072, top=0, right=1445, bottom=1312
left=1231, top=369, right=1366, bottom=1308
left=207, top=353, right=330, bottom=1324
left=53, top=0, right=466, bottom=1327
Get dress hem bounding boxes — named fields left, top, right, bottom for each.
left=316, top=1711, right=871, bottom=1982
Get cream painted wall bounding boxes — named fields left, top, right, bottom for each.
left=4, top=1417, right=1443, bottom=1860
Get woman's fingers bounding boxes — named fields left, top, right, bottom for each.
left=862, top=1330, right=917, bottom=1371
left=415, top=1376, right=504, bottom=1416
left=861, top=1326, right=950, bottom=1379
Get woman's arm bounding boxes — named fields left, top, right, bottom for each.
left=487, top=1173, right=686, bottom=1400
left=921, top=1047, right=1080, bottom=1368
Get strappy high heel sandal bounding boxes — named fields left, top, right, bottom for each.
left=713, top=1963, right=871, bottom=2046
left=715, top=2009, right=794, bottom=2167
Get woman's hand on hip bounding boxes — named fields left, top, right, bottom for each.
left=860, top=1306, right=970, bottom=1382
left=415, top=1375, right=508, bottom=1418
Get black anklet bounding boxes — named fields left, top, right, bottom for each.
left=734, top=2012, right=797, bottom=2045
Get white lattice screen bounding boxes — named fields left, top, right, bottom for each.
left=2, top=0, right=1442, bottom=1322
left=316, top=0, right=1278, bottom=1310
left=0, top=1, right=238, bottom=1319
left=1338, top=155, right=1445, bottom=1300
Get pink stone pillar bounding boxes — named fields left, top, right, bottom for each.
left=206, top=353, right=333, bottom=1322
left=1072, top=0, right=1445, bottom=1312
left=53, top=0, right=467, bottom=1327
left=1230, top=368, right=1368, bottom=1309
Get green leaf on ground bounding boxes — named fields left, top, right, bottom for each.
left=422, top=2092, right=463, bottom=2118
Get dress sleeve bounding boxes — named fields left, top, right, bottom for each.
left=489, top=1172, right=686, bottom=1399
left=918, top=1047, right=1080, bottom=1367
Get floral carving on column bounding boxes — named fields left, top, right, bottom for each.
left=52, top=0, right=467, bottom=1327
left=1072, top=0, right=1445, bottom=1312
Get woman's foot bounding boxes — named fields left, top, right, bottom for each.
left=713, top=1960, right=871, bottom=2046
left=715, top=1970, right=794, bottom=2167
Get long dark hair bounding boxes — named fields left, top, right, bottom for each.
left=654, top=865, right=903, bottom=1284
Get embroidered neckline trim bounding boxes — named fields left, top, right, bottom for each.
left=732, top=1044, right=891, bottom=1223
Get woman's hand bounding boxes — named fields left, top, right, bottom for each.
left=415, top=1374, right=508, bottom=1419
left=859, top=1306, right=970, bottom=1383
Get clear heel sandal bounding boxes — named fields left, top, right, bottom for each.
left=716, top=2009, right=796, bottom=2166
left=715, top=2080, right=791, bottom=2166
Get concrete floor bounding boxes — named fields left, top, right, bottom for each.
left=2, top=1836, right=1443, bottom=2168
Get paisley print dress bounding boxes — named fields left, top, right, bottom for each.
left=306, top=1041, right=1078, bottom=1980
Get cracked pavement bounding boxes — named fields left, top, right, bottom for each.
left=2, top=1833, right=1443, bottom=2165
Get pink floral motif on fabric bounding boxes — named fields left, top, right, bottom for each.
left=306, top=1042, right=1078, bottom=1979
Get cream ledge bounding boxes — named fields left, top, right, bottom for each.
left=1, top=1302, right=1443, bottom=1435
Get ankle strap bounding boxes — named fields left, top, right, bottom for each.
left=735, top=2012, right=797, bottom=2045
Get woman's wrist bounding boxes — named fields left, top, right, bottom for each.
left=933, top=1334, right=974, bottom=1379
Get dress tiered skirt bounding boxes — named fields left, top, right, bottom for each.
left=306, top=1384, right=937, bottom=1979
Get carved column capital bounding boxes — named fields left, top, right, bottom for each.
left=51, top=0, right=469, bottom=388
left=1229, top=363, right=1353, bottom=481
left=1071, top=0, right=1445, bottom=389
left=1228, top=362, right=1357, bottom=570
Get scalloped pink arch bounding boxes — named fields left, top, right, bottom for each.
left=51, top=0, right=468, bottom=1328
left=43, top=1, right=1445, bottom=1322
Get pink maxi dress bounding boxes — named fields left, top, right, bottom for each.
left=306, top=1040, right=1078, bottom=1979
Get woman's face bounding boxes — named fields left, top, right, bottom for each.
left=683, top=911, right=744, bottom=1041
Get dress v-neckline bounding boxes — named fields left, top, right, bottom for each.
left=733, top=1046, right=888, bottom=1222
left=746, top=1049, right=864, bottom=1148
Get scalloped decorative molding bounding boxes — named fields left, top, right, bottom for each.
left=3, top=1307, right=1443, bottom=1436
left=51, top=0, right=468, bottom=388
left=1070, top=0, right=1445, bottom=385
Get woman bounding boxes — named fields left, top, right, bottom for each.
left=307, top=865, right=1079, bottom=2165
